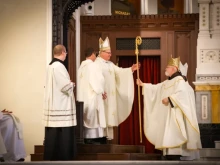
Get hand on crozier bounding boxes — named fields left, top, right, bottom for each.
left=136, top=79, right=143, bottom=86
left=131, top=62, right=141, bottom=72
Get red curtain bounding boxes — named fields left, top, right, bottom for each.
left=118, top=56, right=161, bottom=153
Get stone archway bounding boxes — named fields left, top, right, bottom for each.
left=52, top=0, right=94, bottom=47
left=52, top=0, right=94, bottom=68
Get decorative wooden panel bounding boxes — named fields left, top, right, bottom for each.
left=81, top=14, right=199, bottom=82
left=81, top=14, right=199, bottom=32
left=81, top=32, right=102, bottom=61
left=68, top=18, right=76, bottom=83
left=116, top=38, right=160, bottom=50
left=174, top=31, right=196, bottom=87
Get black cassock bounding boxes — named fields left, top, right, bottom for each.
left=43, top=126, right=77, bottom=161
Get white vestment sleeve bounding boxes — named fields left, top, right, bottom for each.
left=88, top=62, right=105, bottom=94
left=142, top=82, right=164, bottom=145
left=113, top=65, right=134, bottom=124
left=53, top=65, right=73, bottom=96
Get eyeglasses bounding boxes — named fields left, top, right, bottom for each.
left=103, top=51, right=111, bottom=54
left=63, top=51, right=68, bottom=54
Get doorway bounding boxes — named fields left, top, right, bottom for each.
left=118, top=55, right=161, bottom=153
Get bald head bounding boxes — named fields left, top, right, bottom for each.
left=53, top=44, right=67, bottom=61
left=53, top=45, right=66, bottom=56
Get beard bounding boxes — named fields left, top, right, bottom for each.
left=165, top=71, right=170, bottom=77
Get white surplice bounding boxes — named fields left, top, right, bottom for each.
left=43, top=61, right=77, bottom=127
left=0, top=112, right=26, bottom=162
left=82, top=57, right=134, bottom=139
left=142, top=76, right=202, bottom=160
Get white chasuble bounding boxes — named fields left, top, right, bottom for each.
left=142, top=76, right=201, bottom=159
left=91, top=57, right=134, bottom=139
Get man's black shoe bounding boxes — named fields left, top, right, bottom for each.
left=17, top=158, right=25, bottom=162
left=166, top=155, right=181, bottom=160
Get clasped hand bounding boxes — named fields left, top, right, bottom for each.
left=1, top=109, right=12, bottom=114
left=102, top=92, right=107, bottom=100
left=162, top=98, right=169, bottom=106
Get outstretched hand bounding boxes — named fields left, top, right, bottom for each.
left=71, top=80, right=75, bottom=87
left=131, top=62, right=141, bottom=72
left=136, top=79, right=143, bottom=86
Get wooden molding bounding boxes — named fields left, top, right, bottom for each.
left=81, top=14, right=199, bottom=31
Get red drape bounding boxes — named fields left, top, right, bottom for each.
left=118, top=56, right=161, bottom=153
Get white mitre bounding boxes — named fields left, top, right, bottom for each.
left=179, top=61, right=188, bottom=76
left=99, top=37, right=111, bottom=51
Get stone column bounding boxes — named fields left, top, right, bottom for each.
left=195, top=0, right=220, bottom=123
left=194, top=0, right=220, bottom=149
left=198, top=0, right=211, bottom=37
left=72, top=9, right=81, bottom=101
left=211, top=0, right=220, bottom=38
left=141, top=0, right=157, bottom=15
left=184, top=0, right=199, bottom=13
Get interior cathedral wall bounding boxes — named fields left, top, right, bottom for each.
left=0, top=0, right=219, bottom=157
left=0, top=0, right=52, bottom=157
